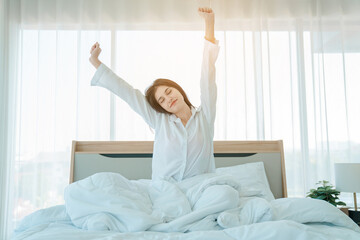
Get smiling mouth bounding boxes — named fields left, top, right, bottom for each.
left=170, top=99, right=177, bottom=108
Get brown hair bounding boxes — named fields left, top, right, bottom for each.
left=145, top=78, right=194, bottom=114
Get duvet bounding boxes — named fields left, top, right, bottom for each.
left=12, top=169, right=360, bottom=240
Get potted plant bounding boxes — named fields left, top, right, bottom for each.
left=307, top=180, right=347, bottom=214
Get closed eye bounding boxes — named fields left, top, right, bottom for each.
left=158, top=88, right=171, bottom=104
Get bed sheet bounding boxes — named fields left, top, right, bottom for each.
left=12, top=220, right=360, bottom=240
left=11, top=165, right=360, bottom=240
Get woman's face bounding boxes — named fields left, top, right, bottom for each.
left=154, top=85, right=185, bottom=113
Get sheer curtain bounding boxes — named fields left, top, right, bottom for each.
left=1, top=0, right=21, bottom=238
left=2, top=0, right=360, bottom=237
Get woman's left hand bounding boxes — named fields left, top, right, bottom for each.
left=198, top=7, right=214, bottom=24
left=198, top=7, right=215, bottom=43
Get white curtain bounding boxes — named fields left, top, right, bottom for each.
left=1, top=0, right=21, bottom=238
left=1, top=0, right=360, bottom=237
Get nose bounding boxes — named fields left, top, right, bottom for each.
left=167, top=97, right=173, bottom=107
left=163, top=94, right=174, bottom=106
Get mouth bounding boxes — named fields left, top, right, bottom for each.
left=170, top=99, right=177, bottom=108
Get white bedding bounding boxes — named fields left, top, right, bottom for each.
left=12, top=163, right=360, bottom=240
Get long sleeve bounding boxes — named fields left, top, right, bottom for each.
left=200, top=39, right=220, bottom=127
left=91, top=63, right=159, bottom=129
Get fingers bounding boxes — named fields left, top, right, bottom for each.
left=91, top=42, right=98, bottom=51
left=90, top=42, right=100, bottom=54
left=198, top=7, right=213, bottom=13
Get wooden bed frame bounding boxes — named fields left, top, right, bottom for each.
left=70, top=140, right=287, bottom=198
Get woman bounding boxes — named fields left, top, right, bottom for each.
left=89, top=8, right=220, bottom=182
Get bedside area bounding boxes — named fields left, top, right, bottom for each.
left=335, top=163, right=360, bottom=227
left=349, top=210, right=360, bottom=226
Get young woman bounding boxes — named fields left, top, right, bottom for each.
left=89, top=8, right=220, bottom=182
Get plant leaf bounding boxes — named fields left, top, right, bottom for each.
left=316, top=195, right=327, bottom=200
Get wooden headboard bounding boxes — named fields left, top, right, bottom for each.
left=70, top=140, right=287, bottom=198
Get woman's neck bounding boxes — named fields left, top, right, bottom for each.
left=175, top=105, right=192, bottom=125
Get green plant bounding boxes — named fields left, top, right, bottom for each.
left=306, top=180, right=346, bottom=207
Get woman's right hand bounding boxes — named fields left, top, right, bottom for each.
left=89, top=42, right=102, bottom=69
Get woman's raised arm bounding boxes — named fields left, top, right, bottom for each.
left=89, top=42, right=160, bottom=129
left=198, top=8, right=216, bottom=44
left=198, top=8, right=220, bottom=128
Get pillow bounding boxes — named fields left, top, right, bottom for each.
left=271, top=198, right=360, bottom=232
left=216, top=162, right=275, bottom=201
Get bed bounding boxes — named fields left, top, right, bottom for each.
left=12, top=140, right=360, bottom=240
left=70, top=140, right=287, bottom=198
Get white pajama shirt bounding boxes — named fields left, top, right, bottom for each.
left=91, top=40, right=220, bottom=181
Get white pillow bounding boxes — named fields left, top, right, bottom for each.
left=216, top=162, right=275, bottom=201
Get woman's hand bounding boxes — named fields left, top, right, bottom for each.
left=198, top=7, right=215, bottom=44
left=89, top=42, right=102, bottom=69
left=198, top=7, right=214, bottom=24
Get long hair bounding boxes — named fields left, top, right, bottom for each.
left=145, top=78, right=194, bottom=114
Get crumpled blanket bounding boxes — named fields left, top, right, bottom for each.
left=64, top=172, right=360, bottom=234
